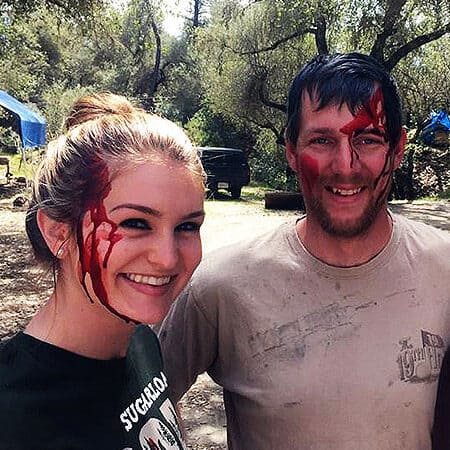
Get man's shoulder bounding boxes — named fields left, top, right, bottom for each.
left=394, top=212, right=450, bottom=243
left=393, top=212, right=450, bottom=263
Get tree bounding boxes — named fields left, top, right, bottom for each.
left=1, top=0, right=104, bottom=20
left=192, top=0, right=450, bottom=194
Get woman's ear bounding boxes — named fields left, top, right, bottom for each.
left=36, top=210, right=71, bottom=259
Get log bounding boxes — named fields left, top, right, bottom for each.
left=264, top=191, right=305, bottom=210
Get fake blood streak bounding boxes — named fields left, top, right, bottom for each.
left=299, top=153, right=319, bottom=196
left=339, top=87, right=393, bottom=205
left=76, top=162, right=131, bottom=323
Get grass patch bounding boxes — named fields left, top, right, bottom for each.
left=0, top=150, right=43, bottom=179
left=241, top=183, right=276, bottom=201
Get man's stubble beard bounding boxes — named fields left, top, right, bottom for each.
left=304, top=175, right=392, bottom=239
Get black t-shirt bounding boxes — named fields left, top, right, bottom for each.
left=0, top=325, right=185, bottom=450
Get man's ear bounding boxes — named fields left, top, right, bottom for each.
left=36, top=210, right=71, bottom=258
left=285, top=141, right=299, bottom=173
left=393, top=128, right=407, bottom=170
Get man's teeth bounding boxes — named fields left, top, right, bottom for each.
left=331, top=187, right=362, bottom=196
left=126, top=274, right=171, bottom=286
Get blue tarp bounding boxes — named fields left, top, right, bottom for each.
left=419, top=110, right=450, bottom=148
left=0, top=89, right=46, bottom=147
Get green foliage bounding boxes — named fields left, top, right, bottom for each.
left=184, top=106, right=256, bottom=150
left=0, top=149, right=42, bottom=178
left=411, top=142, right=449, bottom=197
left=394, top=38, right=450, bottom=127
left=0, top=127, right=20, bottom=153
left=2, top=0, right=104, bottom=21
left=42, top=84, right=93, bottom=137
left=250, top=129, right=289, bottom=190
left=1, top=0, right=449, bottom=198
left=153, top=36, right=203, bottom=123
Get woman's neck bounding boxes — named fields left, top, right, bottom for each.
left=25, top=287, right=136, bottom=360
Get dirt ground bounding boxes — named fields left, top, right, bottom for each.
left=0, top=180, right=449, bottom=449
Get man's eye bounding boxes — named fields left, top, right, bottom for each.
left=310, top=137, right=329, bottom=145
left=354, top=136, right=385, bottom=146
left=119, top=218, right=150, bottom=230
left=176, top=221, right=202, bottom=233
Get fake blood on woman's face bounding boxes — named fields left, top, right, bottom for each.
left=76, top=163, right=132, bottom=323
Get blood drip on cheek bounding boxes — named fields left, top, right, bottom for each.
left=339, top=87, right=386, bottom=168
left=76, top=163, right=131, bottom=323
left=299, top=153, right=319, bottom=196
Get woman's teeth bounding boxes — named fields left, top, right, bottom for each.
left=126, top=273, right=171, bottom=286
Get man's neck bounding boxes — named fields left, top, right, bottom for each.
left=296, top=210, right=393, bottom=267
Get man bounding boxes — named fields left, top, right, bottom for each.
left=158, top=53, right=450, bottom=449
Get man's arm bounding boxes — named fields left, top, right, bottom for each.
left=158, top=283, right=218, bottom=403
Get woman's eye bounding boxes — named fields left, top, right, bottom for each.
left=176, top=221, right=201, bottom=233
left=119, top=218, right=150, bottom=230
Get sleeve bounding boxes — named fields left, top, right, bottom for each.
left=157, top=281, right=218, bottom=404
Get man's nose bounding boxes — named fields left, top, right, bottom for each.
left=331, top=138, right=361, bottom=175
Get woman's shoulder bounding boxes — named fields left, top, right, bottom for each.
left=0, top=333, right=27, bottom=367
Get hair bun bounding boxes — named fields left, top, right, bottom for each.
left=64, top=92, right=136, bottom=130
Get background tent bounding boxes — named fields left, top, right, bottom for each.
left=0, top=90, right=46, bottom=147
left=419, top=109, right=450, bottom=148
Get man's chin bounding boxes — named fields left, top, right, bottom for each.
left=309, top=202, right=381, bottom=238
left=319, top=219, right=372, bottom=238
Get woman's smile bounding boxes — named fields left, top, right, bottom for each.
left=78, top=161, right=205, bottom=324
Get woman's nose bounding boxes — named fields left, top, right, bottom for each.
left=146, top=234, right=179, bottom=271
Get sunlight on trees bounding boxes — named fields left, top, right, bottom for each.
left=0, top=0, right=448, bottom=197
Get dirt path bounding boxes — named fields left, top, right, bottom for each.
left=0, top=182, right=448, bottom=449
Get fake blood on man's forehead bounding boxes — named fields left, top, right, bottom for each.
left=340, top=87, right=385, bottom=136
left=76, top=163, right=133, bottom=323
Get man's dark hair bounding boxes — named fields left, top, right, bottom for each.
left=285, top=52, right=403, bottom=149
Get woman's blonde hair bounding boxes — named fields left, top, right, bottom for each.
left=26, top=92, right=204, bottom=264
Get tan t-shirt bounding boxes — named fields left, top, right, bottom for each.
left=158, top=214, right=450, bottom=450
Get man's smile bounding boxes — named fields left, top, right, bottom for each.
left=326, top=186, right=365, bottom=196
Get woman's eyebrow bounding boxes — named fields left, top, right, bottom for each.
left=109, top=204, right=205, bottom=220
left=110, top=203, right=161, bottom=216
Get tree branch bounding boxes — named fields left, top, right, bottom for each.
left=370, top=0, right=407, bottom=63
left=233, top=29, right=311, bottom=55
left=146, top=18, right=162, bottom=106
left=384, top=23, right=450, bottom=70
left=247, top=116, right=284, bottom=143
left=314, top=12, right=328, bottom=55
left=252, top=69, right=287, bottom=112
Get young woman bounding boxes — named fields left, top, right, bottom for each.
left=0, top=93, right=205, bottom=449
